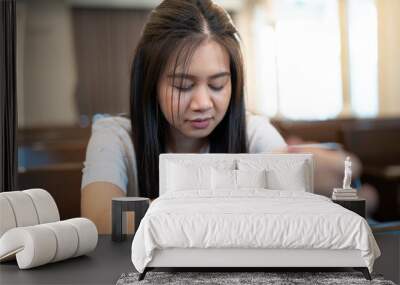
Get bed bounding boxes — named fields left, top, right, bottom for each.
left=131, top=154, right=380, bottom=281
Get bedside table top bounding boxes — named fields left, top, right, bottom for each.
left=332, top=198, right=366, bottom=202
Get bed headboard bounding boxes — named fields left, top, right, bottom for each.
left=159, top=153, right=314, bottom=195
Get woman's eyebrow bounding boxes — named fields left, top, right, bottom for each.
left=167, top=72, right=231, bottom=80
left=209, top=72, right=231, bottom=80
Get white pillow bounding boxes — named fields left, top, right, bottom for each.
left=211, top=168, right=268, bottom=190
left=211, top=168, right=236, bottom=190
left=267, top=165, right=307, bottom=191
left=167, top=162, right=211, bottom=191
left=236, top=169, right=268, bottom=189
left=238, top=159, right=309, bottom=191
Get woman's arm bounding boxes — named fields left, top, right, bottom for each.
left=81, top=116, right=135, bottom=234
left=81, top=182, right=126, bottom=234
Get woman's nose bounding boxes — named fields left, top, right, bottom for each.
left=189, top=86, right=213, bottom=111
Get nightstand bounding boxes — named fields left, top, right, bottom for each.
left=332, top=198, right=366, bottom=218
left=112, top=197, right=150, bottom=241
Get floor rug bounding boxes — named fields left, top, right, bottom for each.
left=116, top=271, right=396, bottom=285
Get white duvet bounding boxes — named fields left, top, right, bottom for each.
left=131, top=189, right=380, bottom=273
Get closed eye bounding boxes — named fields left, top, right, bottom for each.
left=209, top=85, right=224, bottom=91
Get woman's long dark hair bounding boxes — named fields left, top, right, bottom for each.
left=130, top=0, right=247, bottom=198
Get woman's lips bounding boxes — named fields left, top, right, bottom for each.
left=189, top=118, right=211, bottom=129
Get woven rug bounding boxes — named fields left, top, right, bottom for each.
left=116, top=271, right=396, bottom=285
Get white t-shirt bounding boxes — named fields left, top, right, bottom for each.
left=81, top=113, right=286, bottom=196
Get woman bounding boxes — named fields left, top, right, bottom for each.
left=81, top=0, right=286, bottom=233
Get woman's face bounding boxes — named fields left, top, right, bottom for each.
left=158, top=39, right=232, bottom=139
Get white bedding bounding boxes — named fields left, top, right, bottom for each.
left=131, top=190, right=380, bottom=273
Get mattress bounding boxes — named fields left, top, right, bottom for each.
left=131, top=189, right=380, bottom=273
